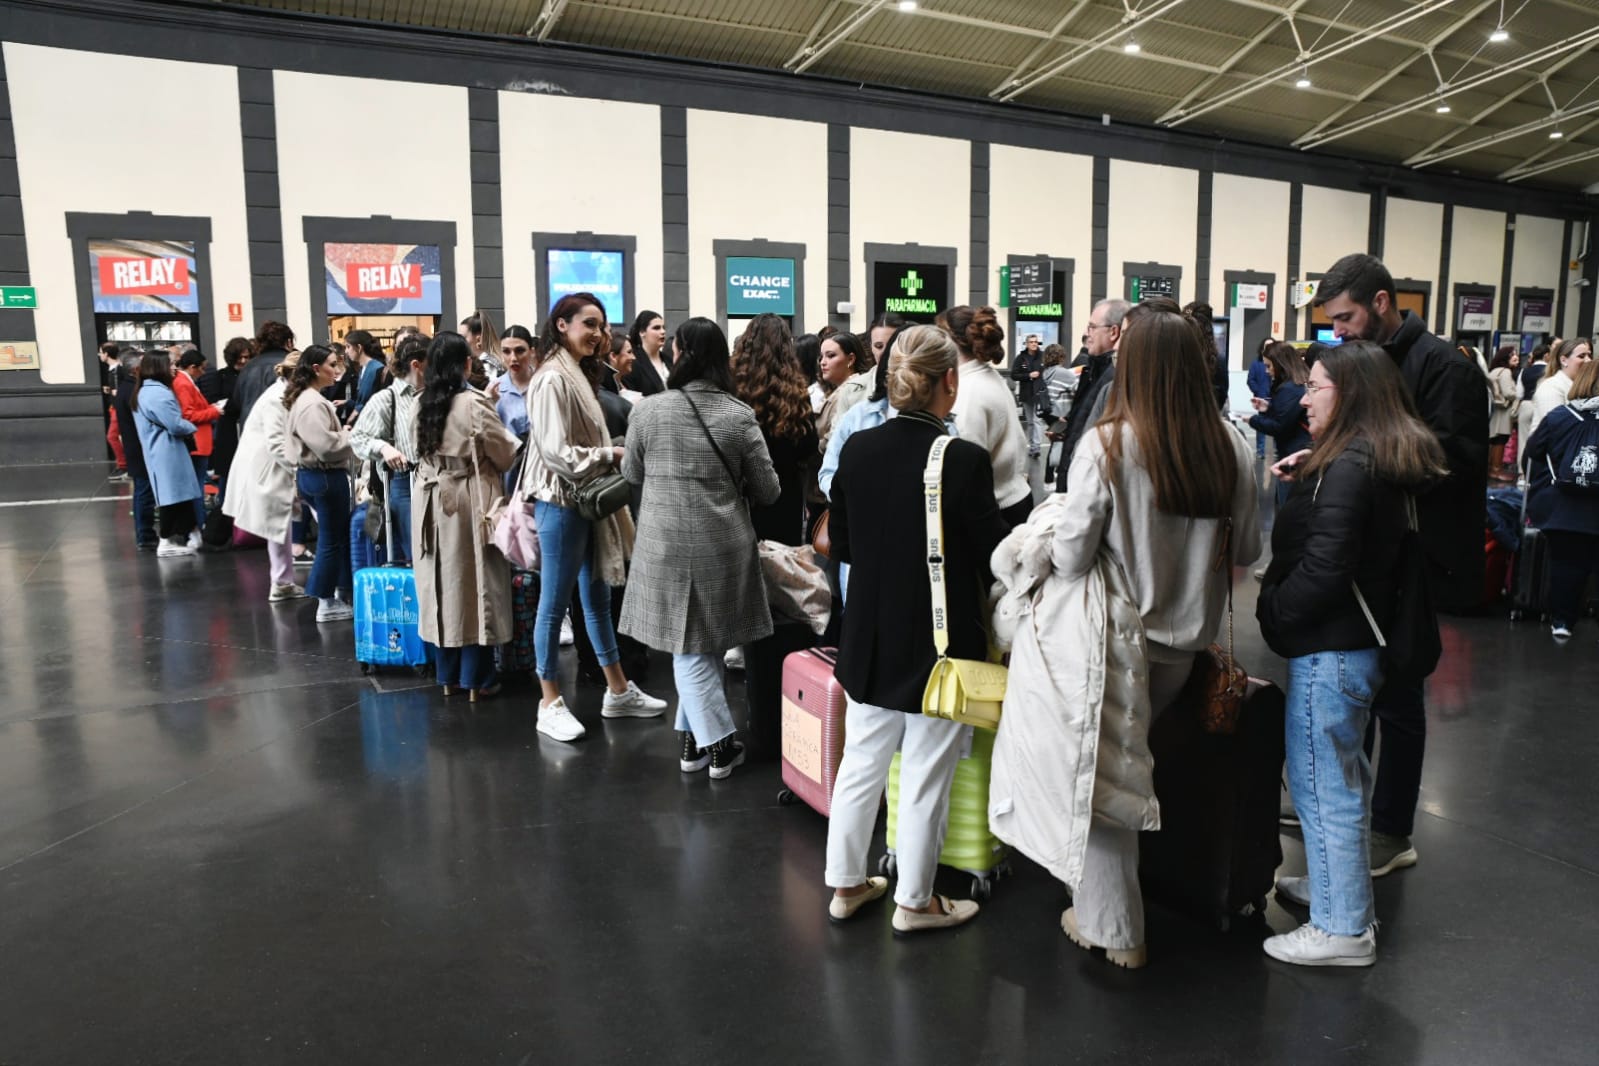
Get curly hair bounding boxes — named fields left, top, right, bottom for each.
left=731, top=314, right=813, bottom=442
left=935, top=305, right=1005, bottom=364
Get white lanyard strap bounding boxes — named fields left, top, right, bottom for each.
left=923, top=435, right=954, bottom=657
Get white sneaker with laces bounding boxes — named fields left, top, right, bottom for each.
left=538, top=697, right=587, bottom=742
left=1263, top=922, right=1376, bottom=967
left=559, top=617, right=575, bottom=646
left=601, top=681, right=668, bottom=719
left=315, top=599, right=354, bottom=622
left=269, top=583, right=307, bottom=602
left=156, top=539, right=197, bottom=558
left=1552, top=623, right=1573, bottom=640
left=187, top=529, right=203, bottom=549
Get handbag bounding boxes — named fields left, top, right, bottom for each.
left=1185, top=518, right=1247, bottom=735
left=1351, top=494, right=1441, bottom=684
left=919, top=435, right=1006, bottom=731
left=571, top=472, right=630, bottom=522
left=811, top=508, right=832, bottom=559
left=758, top=539, right=831, bottom=634
left=490, top=480, right=541, bottom=571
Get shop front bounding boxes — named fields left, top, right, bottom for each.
left=304, top=217, right=456, bottom=350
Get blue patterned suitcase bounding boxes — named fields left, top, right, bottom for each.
left=353, top=468, right=428, bottom=673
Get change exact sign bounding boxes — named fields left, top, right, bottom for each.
left=726, top=257, right=796, bottom=317
left=0, top=286, right=38, bottom=309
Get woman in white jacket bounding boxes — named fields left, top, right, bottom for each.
left=1045, top=308, right=1260, bottom=968
left=1528, top=338, right=1593, bottom=441
left=222, top=351, right=305, bottom=604
left=938, top=305, right=1033, bottom=525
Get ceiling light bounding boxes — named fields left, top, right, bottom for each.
left=1550, top=129, right=1565, bottom=139
left=1295, top=74, right=1311, bottom=88
left=896, top=0, right=917, bottom=9
left=1489, top=27, right=1510, bottom=43
left=1123, top=40, right=1141, bottom=54
left=1436, top=104, right=1451, bottom=113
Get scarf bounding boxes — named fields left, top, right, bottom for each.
left=549, top=350, right=635, bottom=586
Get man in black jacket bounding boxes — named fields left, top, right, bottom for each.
left=1010, top=334, right=1045, bottom=458
left=112, top=350, right=157, bottom=549
left=1054, top=298, right=1128, bottom=491
left=1313, top=252, right=1489, bottom=878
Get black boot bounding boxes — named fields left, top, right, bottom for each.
left=708, top=736, right=747, bottom=780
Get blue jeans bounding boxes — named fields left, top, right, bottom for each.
left=297, top=468, right=352, bottom=600
left=388, top=471, right=413, bottom=563
left=131, top=471, right=157, bottom=545
left=191, top=453, right=210, bottom=529
left=1286, top=648, right=1384, bottom=936
left=672, top=652, right=736, bottom=745
left=533, top=500, right=618, bottom=681
left=435, top=645, right=497, bottom=690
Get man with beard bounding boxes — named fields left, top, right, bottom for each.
left=1302, top=253, right=1487, bottom=880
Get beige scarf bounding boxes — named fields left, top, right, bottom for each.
left=549, top=349, right=635, bottom=586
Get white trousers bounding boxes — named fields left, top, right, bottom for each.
left=824, top=698, right=966, bottom=909
left=1074, top=653, right=1194, bottom=949
left=672, top=652, right=737, bottom=746
left=266, top=526, right=295, bottom=587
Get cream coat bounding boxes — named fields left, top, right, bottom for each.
left=414, top=389, right=520, bottom=648
left=222, top=379, right=296, bottom=540
left=987, top=495, right=1160, bottom=891
left=1488, top=366, right=1520, bottom=438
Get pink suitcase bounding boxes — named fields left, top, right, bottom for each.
left=777, top=648, right=848, bottom=817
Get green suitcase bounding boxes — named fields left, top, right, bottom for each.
left=881, top=725, right=1009, bottom=899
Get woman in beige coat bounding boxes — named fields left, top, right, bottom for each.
left=223, top=351, right=304, bottom=604
left=414, top=332, right=520, bottom=701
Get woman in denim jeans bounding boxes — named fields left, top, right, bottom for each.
left=1256, top=339, right=1446, bottom=967
left=522, top=293, right=667, bottom=743
left=282, top=345, right=357, bottom=622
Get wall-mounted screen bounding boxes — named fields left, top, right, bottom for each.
left=725, top=256, right=796, bottom=317
left=324, top=242, right=442, bottom=316
left=88, top=238, right=199, bottom=314
left=1016, top=270, right=1068, bottom=322
left=1315, top=328, right=1342, bottom=345
left=872, top=261, right=949, bottom=323
left=548, top=249, right=625, bottom=324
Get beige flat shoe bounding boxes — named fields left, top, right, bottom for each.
left=891, top=895, right=979, bottom=936
left=828, top=877, right=890, bottom=923
left=1061, top=907, right=1147, bottom=969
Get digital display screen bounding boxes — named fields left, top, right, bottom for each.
left=1016, top=270, right=1068, bottom=321
left=872, top=261, right=949, bottom=324
left=325, top=242, right=442, bottom=316
left=89, top=239, right=200, bottom=314
left=548, top=249, right=625, bottom=324
left=1315, top=328, right=1342, bottom=345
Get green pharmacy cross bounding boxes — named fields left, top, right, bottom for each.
left=900, top=270, right=925, bottom=297
left=884, top=269, right=938, bottom=315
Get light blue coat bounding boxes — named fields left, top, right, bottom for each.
left=134, top=380, right=202, bottom=507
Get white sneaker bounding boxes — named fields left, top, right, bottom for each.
left=1275, top=875, right=1311, bottom=907
left=537, top=697, right=587, bottom=742
left=559, top=617, right=575, bottom=646
left=315, top=600, right=354, bottom=622
left=156, top=539, right=197, bottom=558
left=1263, top=922, right=1376, bottom=967
left=601, top=681, right=668, bottom=719
left=1552, top=623, right=1573, bottom=640
left=187, top=529, right=203, bottom=549
left=723, top=646, right=745, bottom=671
left=269, top=583, right=307, bottom=602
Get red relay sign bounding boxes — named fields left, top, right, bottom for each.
left=98, top=256, right=189, bottom=297
left=345, top=262, right=421, bottom=300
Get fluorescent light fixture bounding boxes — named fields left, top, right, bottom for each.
left=1489, top=27, right=1510, bottom=42
left=896, top=0, right=917, bottom=10
left=1123, top=40, right=1141, bottom=54
left=1436, top=104, right=1451, bottom=113
left=1295, top=75, right=1312, bottom=88
left=1550, top=129, right=1566, bottom=139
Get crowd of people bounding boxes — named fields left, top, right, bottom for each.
left=97, top=249, right=1598, bottom=971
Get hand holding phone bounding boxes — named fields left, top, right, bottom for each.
left=1272, top=448, right=1313, bottom=482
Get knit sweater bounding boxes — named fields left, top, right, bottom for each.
left=953, top=359, right=1031, bottom=509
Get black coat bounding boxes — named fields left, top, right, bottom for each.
left=1383, top=311, right=1489, bottom=612
left=1257, top=441, right=1408, bottom=659
left=1055, top=353, right=1114, bottom=492
left=113, top=375, right=146, bottom=479
left=831, top=412, right=1009, bottom=713
left=1010, top=348, right=1045, bottom=404
left=622, top=350, right=672, bottom=396
left=596, top=363, right=632, bottom=441
left=1523, top=402, right=1599, bottom=537
left=233, top=348, right=289, bottom=428
left=750, top=423, right=819, bottom=546
left=1249, top=380, right=1311, bottom=455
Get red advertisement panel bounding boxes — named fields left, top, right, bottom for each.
left=97, top=256, right=190, bottom=297
left=345, top=262, right=423, bottom=300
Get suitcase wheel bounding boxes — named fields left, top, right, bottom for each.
left=359, top=662, right=373, bottom=675
left=777, top=789, right=796, bottom=807
left=878, top=853, right=898, bottom=878
left=971, top=876, right=993, bottom=901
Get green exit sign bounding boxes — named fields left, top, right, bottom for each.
left=1, top=287, right=37, bottom=309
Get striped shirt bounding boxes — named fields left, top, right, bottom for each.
left=350, top=378, right=420, bottom=465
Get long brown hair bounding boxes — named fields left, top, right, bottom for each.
left=1298, top=340, right=1447, bottom=486
left=282, top=345, right=336, bottom=410
left=1571, top=358, right=1599, bottom=400
left=1263, top=341, right=1309, bottom=387
left=1096, top=310, right=1236, bottom=518
left=536, top=292, right=608, bottom=392
left=731, top=314, right=813, bottom=441
left=936, top=305, right=1005, bottom=365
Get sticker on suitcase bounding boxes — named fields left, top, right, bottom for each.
left=781, top=697, right=824, bottom=785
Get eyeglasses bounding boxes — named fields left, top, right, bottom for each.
left=1304, top=381, right=1336, bottom=395
left=1086, top=322, right=1116, bottom=332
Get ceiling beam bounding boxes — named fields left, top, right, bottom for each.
left=1296, top=26, right=1599, bottom=149
left=525, top=0, right=570, bottom=42
left=1292, top=0, right=1497, bottom=142
left=988, top=0, right=1094, bottom=98
left=1411, top=99, right=1599, bottom=167
left=1500, top=116, right=1599, bottom=179
left=1505, top=143, right=1599, bottom=183
left=1221, top=0, right=1502, bottom=68
left=1163, top=0, right=1458, bottom=128
left=998, top=0, right=1196, bottom=103
left=785, top=0, right=891, bottom=74
left=1154, top=0, right=1309, bottom=124
left=1404, top=44, right=1599, bottom=161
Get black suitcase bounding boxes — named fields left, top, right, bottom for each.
left=741, top=617, right=818, bottom=761
left=1139, top=680, right=1286, bottom=931
left=1508, top=525, right=1551, bottom=621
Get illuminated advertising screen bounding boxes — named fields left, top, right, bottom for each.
left=872, top=261, right=949, bottom=324
left=324, top=242, right=443, bottom=315
left=1016, top=270, right=1068, bottom=321
left=548, top=249, right=625, bottom=324
left=88, top=239, right=200, bottom=314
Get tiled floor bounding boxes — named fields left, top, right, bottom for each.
left=2, top=460, right=1596, bottom=1065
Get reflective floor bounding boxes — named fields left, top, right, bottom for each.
left=3, top=459, right=1597, bottom=1065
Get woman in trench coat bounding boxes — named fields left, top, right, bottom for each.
left=413, top=332, right=521, bottom=701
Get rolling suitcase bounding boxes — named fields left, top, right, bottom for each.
left=350, top=502, right=385, bottom=573
left=1508, top=526, right=1551, bottom=621
left=776, top=647, right=847, bottom=817
left=882, top=726, right=1009, bottom=900
left=497, top=569, right=539, bottom=676
left=1138, top=679, right=1285, bottom=931
left=354, top=469, right=428, bottom=674
left=743, top=618, right=819, bottom=761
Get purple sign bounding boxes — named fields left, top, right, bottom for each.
left=1458, top=294, right=1494, bottom=330
left=1520, top=297, right=1554, bottom=333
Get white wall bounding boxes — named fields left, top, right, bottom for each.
left=988, top=143, right=1094, bottom=337
left=1106, top=160, right=1198, bottom=303
left=5, top=44, right=252, bottom=383
left=274, top=72, right=473, bottom=335
left=685, top=110, right=828, bottom=332
left=849, top=128, right=970, bottom=331
left=498, top=93, right=662, bottom=328
left=1449, top=206, right=1507, bottom=296
left=1384, top=198, right=1444, bottom=290
left=1211, top=173, right=1291, bottom=335
left=1299, top=185, right=1370, bottom=279
left=1509, top=213, right=1565, bottom=302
